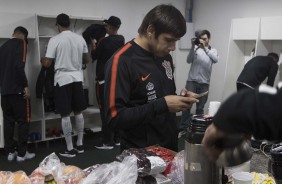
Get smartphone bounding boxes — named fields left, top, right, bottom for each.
left=198, top=91, right=209, bottom=97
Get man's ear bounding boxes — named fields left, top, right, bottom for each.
left=12, top=32, right=22, bottom=39
left=146, top=24, right=155, bottom=38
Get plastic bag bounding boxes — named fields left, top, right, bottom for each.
left=80, top=155, right=138, bottom=184
left=166, top=150, right=184, bottom=184
left=29, top=168, right=45, bottom=184
left=6, top=171, right=31, bottom=184
left=117, top=148, right=167, bottom=176
left=83, top=164, right=100, bottom=177
left=153, top=174, right=172, bottom=184
left=0, top=171, right=13, bottom=183
left=38, top=152, right=62, bottom=177
left=38, top=152, right=85, bottom=184
left=60, top=165, right=85, bottom=184
left=136, top=174, right=171, bottom=184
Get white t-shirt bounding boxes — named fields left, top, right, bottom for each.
left=45, top=30, right=88, bottom=86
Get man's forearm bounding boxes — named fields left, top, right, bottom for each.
left=41, top=57, right=52, bottom=68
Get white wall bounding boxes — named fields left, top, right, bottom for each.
left=192, top=0, right=282, bottom=112
left=0, top=0, right=185, bottom=43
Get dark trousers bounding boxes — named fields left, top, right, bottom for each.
left=1, top=95, right=30, bottom=157
left=179, top=81, right=209, bottom=130
left=96, top=82, right=119, bottom=145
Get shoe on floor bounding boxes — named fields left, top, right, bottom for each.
left=59, top=149, right=76, bottom=158
left=74, top=145, right=84, bottom=153
left=114, top=137, right=121, bottom=146
left=17, top=151, right=35, bottom=162
left=178, top=130, right=187, bottom=139
left=95, top=143, right=114, bottom=150
left=7, top=152, right=17, bottom=162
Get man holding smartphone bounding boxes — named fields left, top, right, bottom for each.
left=104, top=4, right=199, bottom=152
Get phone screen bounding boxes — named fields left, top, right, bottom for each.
left=198, top=91, right=208, bottom=97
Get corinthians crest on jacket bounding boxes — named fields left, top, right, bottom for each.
left=162, top=60, right=173, bottom=80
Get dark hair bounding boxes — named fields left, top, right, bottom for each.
left=14, top=26, right=28, bottom=38
left=199, top=29, right=211, bottom=39
left=82, top=24, right=106, bottom=44
left=104, top=16, right=121, bottom=28
left=267, top=52, right=279, bottom=62
left=56, top=13, right=70, bottom=28
left=138, top=4, right=186, bottom=38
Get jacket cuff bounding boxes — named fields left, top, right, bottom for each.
left=152, top=97, right=169, bottom=114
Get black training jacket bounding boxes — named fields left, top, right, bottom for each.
left=214, top=83, right=282, bottom=141
left=237, top=56, right=278, bottom=88
left=0, top=38, right=28, bottom=95
left=92, top=34, right=125, bottom=81
left=104, top=40, right=178, bottom=151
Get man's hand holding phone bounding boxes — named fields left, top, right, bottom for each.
left=198, top=91, right=209, bottom=98
left=180, top=88, right=208, bottom=98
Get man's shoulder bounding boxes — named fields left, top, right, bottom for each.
left=209, top=46, right=217, bottom=51
left=7, top=38, right=23, bottom=44
left=255, top=56, right=274, bottom=63
left=103, top=34, right=124, bottom=42
left=117, top=41, right=134, bottom=52
left=52, top=31, right=84, bottom=41
left=1, top=38, right=23, bottom=49
left=107, top=43, right=135, bottom=64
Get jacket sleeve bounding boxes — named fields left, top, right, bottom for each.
left=205, top=48, right=218, bottom=63
left=16, top=40, right=28, bottom=88
left=266, top=62, right=278, bottom=86
left=104, top=55, right=169, bottom=130
left=213, top=83, right=282, bottom=141
left=187, top=47, right=195, bottom=64
left=92, top=38, right=104, bottom=61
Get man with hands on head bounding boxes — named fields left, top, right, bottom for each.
left=104, top=4, right=199, bottom=152
left=202, top=83, right=282, bottom=162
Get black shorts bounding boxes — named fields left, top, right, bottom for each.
left=54, top=82, right=86, bottom=115
left=1, top=94, right=31, bottom=123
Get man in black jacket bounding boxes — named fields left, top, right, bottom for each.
left=0, top=26, right=35, bottom=162
left=92, top=16, right=125, bottom=149
left=236, top=53, right=279, bottom=91
left=104, top=5, right=199, bottom=152
left=202, top=82, right=282, bottom=162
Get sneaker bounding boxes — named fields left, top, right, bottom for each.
left=59, top=149, right=76, bottom=158
left=74, top=145, right=84, bottom=153
left=7, top=152, right=17, bottom=162
left=95, top=143, right=114, bottom=150
left=178, top=130, right=186, bottom=139
left=114, top=137, right=121, bottom=146
left=17, top=151, right=35, bottom=162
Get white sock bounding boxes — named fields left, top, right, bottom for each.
left=61, top=116, right=73, bottom=151
left=75, top=113, right=84, bottom=146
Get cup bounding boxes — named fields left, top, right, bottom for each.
left=208, top=101, right=221, bottom=116
left=225, top=160, right=251, bottom=177
left=232, top=172, right=253, bottom=184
